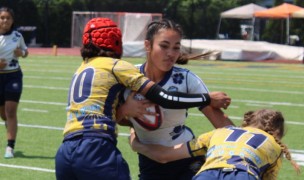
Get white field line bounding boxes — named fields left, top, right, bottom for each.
left=24, top=85, right=68, bottom=91
left=188, top=114, right=304, bottom=126
left=0, top=122, right=302, bottom=173
left=22, top=69, right=72, bottom=74
left=0, top=122, right=130, bottom=134
left=23, top=83, right=304, bottom=95
left=0, top=163, right=55, bottom=173
left=21, top=100, right=66, bottom=106
left=233, top=99, right=304, bottom=107
left=21, top=98, right=304, bottom=109
left=208, top=85, right=304, bottom=95
left=194, top=70, right=304, bottom=79
left=0, top=129, right=302, bottom=174
left=202, top=77, right=303, bottom=85
left=19, top=98, right=304, bottom=125
left=25, top=75, right=70, bottom=81
left=6, top=76, right=302, bottom=172
left=21, top=108, right=48, bottom=113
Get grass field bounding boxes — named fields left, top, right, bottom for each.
left=0, top=55, right=303, bottom=180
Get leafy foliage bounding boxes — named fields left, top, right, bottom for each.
left=0, top=0, right=303, bottom=46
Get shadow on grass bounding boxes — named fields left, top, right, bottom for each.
left=14, top=151, right=54, bottom=159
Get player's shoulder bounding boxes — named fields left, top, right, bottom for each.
left=172, top=65, right=189, bottom=73
left=173, top=66, right=199, bottom=76
left=13, top=30, right=23, bottom=37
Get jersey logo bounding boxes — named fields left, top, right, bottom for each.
left=172, top=73, right=184, bottom=84
left=169, top=125, right=185, bottom=140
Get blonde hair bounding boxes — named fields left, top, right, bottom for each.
left=241, top=109, right=300, bottom=174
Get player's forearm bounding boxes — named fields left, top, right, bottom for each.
left=132, top=141, right=190, bottom=163
left=129, top=129, right=190, bottom=163
left=202, top=106, right=234, bottom=128
left=142, top=83, right=211, bottom=109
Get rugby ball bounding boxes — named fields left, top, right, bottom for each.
left=134, top=104, right=162, bottom=131
left=124, top=90, right=162, bottom=131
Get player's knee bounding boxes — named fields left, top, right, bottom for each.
left=0, top=110, right=6, bottom=120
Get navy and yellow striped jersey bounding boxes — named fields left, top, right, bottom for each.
left=188, top=126, right=282, bottom=180
left=63, top=57, right=149, bottom=138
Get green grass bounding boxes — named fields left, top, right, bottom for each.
left=0, top=55, right=303, bottom=179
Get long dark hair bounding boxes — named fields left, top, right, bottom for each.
left=80, top=43, right=121, bottom=61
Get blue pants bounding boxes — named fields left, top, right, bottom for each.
left=192, top=169, right=258, bottom=180
left=55, top=137, right=131, bottom=180
left=138, top=153, right=205, bottom=180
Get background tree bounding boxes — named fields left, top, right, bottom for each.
left=291, top=0, right=304, bottom=45
left=0, top=0, right=302, bottom=47
left=260, top=0, right=286, bottom=44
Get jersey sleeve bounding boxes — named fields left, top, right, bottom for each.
left=186, top=71, right=210, bottom=110
left=187, top=130, right=214, bottom=157
left=113, top=60, right=149, bottom=91
left=19, top=34, right=27, bottom=50
left=187, top=71, right=209, bottom=94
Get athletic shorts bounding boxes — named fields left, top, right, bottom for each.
left=192, top=168, right=258, bottom=180
left=138, top=153, right=205, bottom=180
left=55, top=136, right=131, bottom=180
left=0, top=70, right=23, bottom=105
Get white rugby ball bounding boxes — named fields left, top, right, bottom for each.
left=124, top=90, right=162, bottom=130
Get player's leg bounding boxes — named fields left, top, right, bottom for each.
left=4, top=100, right=19, bottom=158
left=0, top=105, right=6, bottom=120
left=5, top=100, right=18, bottom=139
left=0, top=77, right=6, bottom=121
left=3, top=71, right=23, bottom=158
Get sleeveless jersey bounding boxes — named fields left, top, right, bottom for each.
left=124, top=63, right=209, bottom=146
left=63, top=57, right=150, bottom=139
left=0, top=30, right=27, bottom=72
left=188, top=126, right=282, bottom=179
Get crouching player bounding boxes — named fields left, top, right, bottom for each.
left=129, top=109, right=301, bottom=180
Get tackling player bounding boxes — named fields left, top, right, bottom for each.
left=54, top=17, right=231, bottom=180
left=129, top=109, right=301, bottom=180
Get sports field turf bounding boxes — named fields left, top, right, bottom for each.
left=0, top=55, right=303, bottom=179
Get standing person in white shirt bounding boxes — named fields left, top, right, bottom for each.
left=0, top=7, right=28, bottom=158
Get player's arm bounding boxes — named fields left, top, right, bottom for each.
left=114, top=60, right=230, bottom=109
left=140, top=81, right=230, bottom=109
left=129, top=128, right=191, bottom=163
left=129, top=128, right=211, bottom=164
left=201, top=106, right=234, bottom=128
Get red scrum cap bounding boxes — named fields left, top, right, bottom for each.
left=82, top=18, right=122, bottom=55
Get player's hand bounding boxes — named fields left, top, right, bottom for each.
left=0, top=59, right=7, bottom=69
left=125, top=91, right=158, bottom=122
left=208, top=91, right=231, bottom=109
left=14, top=47, right=24, bottom=57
